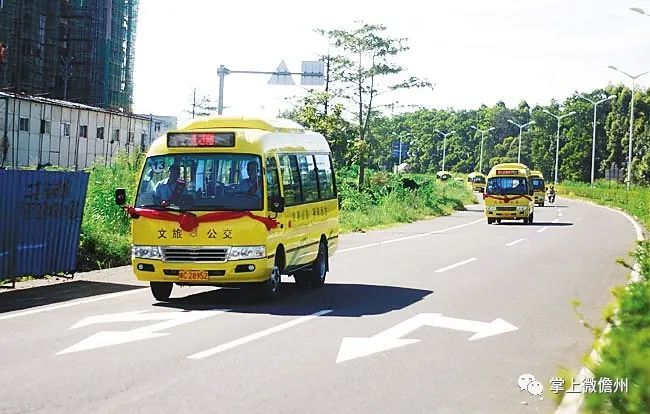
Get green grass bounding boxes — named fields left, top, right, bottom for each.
left=558, top=181, right=650, bottom=413
left=558, top=180, right=650, bottom=229
left=77, top=152, right=143, bottom=271
left=340, top=181, right=474, bottom=233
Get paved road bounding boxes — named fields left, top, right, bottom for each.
left=0, top=198, right=639, bottom=414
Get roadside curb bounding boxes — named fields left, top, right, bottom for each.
left=554, top=196, right=645, bottom=414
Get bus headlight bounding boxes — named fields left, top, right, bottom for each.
left=228, top=246, right=266, bottom=260
left=132, top=245, right=162, bottom=260
left=516, top=206, right=528, bottom=211
left=486, top=206, right=497, bottom=211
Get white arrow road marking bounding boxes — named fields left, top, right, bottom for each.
left=434, top=257, right=477, bottom=273
left=553, top=218, right=559, bottom=223
left=506, top=238, right=525, bottom=247
left=188, top=309, right=332, bottom=360
left=336, top=313, right=518, bottom=363
left=57, top=309, right=226, bottom=354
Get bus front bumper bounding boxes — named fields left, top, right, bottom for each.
left=485, top=210, right=530, bottom=219
left=132, top=257, right=273, bottom=285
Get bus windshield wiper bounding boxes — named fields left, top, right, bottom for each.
left=137, top=204, right=182, bottom=212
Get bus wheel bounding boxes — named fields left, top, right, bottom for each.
left=487, top=218, right=494, bottom=224
left=150, top=282, right=173, bottom=301
left=259, top=263, right=282, bottom=300
left=529, top=213, right=534, bottom=224
left=309, top=241, right=328, bottom=288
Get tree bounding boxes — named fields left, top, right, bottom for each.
left=316, top=22, right=433, bottom=188
left=186, top=88, right=217, bottom=119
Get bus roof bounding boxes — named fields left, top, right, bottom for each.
left=487, top=162, right=530, bottom=178
left=179, top=116, right=306, bottom=134
left=145, top=116, right=330, bottom=156
left=530, top=170, right=544, bottom=179
left=467, top=172, right=485, bottom=178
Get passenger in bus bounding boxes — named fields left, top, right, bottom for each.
left=513, top=179, right=527, bottom=194
left=236, top=161, right=261, bottom=198
left=153, top=163, right=186, bottom=204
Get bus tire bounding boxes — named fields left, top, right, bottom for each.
left=258, top=262, right=282, bottom=301
left=529, top=213, right=534, bottom=224
left=309, top=241, right=328, bottom=288
left=487, top=218, right=494, bottom=225
left=150, top=282, right=173, bottom=301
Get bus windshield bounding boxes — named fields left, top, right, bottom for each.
left=473, top=176, right=486, bottom=183
left=532, top=178, right=545, bottom=191
left=486, top=177, right=529, bottom=196
left=135, top=154, right=263, bottom=211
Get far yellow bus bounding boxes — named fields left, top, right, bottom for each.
left=529, top=170, right=546, bottom=206
left=467, top=172, right=486, bottom=192
left=115, top=117, right=340, bottom=301
left=484, top=163, right=535, bottom=224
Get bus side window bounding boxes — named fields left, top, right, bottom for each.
left=314, top=154, right=335, bottom=199
left=266, top=156, right=281, bottom=208
left=297, top=154, right=319, bottom=203
left=279, top=154, right=303, bottom=206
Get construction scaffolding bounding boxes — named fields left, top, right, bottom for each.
left=0, top=0, right=138, bottom=111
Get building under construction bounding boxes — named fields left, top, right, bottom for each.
left=0, top=0, right=138, bottom=111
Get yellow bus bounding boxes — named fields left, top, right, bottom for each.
left=114, top=116, right=340, bottom=301
left=484, top=163, right=535, bottom=224
left=466, top=172, right=486, bottom=192
left=529, top=170, right=546, bottom=207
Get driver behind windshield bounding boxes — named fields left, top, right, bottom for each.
left=153, top=163, right=186, bottom=205
left=236, top=161, right=262, bottom=198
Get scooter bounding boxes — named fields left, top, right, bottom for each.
left=548, top=190, right=556, bottom=203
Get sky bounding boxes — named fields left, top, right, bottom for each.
left=132, top=0, right=650, bottom=126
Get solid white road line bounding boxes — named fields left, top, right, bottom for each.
left=553, top=218, right=559, bottom=223
left=505, top=238, right=525, bottom=247
left=337, top=218, right=483, bottom=254
left=188, top=309, right=333, bottom=359
left=0, top=288, right=147, bottom=321
left=537, top=227, right=549, bottom=233
left=434, top=258, right=477, bottom=273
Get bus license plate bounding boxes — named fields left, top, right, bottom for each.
left=179, top=270, right=209, bottom=281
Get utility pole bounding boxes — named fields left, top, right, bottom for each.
left=324, top=35, right=331, bottom=116
left=192, top=88, right=196, bottom=119
left=61, top=56, right=73, bottom=100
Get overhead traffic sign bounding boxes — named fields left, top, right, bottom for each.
left=268, top=60, right=295, bottom=85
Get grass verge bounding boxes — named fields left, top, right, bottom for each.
left=557, top=181, right=649, bottom=413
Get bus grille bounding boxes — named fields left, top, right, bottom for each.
left=161, top=247, right=229, bottom=262
left=496, top=207, right=517, bottom=211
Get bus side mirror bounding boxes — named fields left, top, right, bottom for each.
left=545, top=186, right=548, bottom=191
left=269, top=196, right=285, bottom=213
left=529, top=188, right=534, bottom=196
left=115, top=188, right=127, bottom=206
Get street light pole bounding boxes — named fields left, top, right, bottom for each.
left=542, top=109, right=576, bottom=185
left=608, top=66, right=649, bottom=190
left=579, top=94, right=616, bottom=187
left=506, top=120, right=535, bottom=163
left=471, top=126, right=495, bottom=174
left=434, top=129, right=455, bottom=171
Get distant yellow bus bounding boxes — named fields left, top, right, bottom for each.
left=529, top=170, right=546, bottom=206
left=115, top=117, right=340, bottom=301
left=484, top=163, right=535, bottom=224
left=466, top=172, right=486, bottom=192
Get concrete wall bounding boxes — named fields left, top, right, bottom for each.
left=0, top=95, right=176, bottom=169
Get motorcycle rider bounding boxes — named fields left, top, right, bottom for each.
left=548, top=185, right=556, bottom=203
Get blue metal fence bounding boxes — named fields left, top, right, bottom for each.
left=0, top=170, right=89, bottom=281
